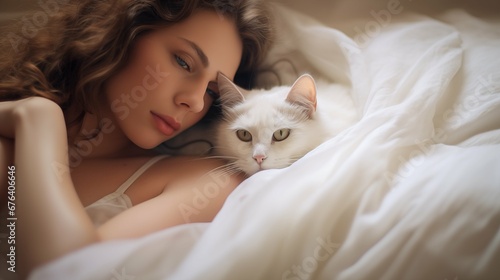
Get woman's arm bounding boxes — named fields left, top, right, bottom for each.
left=0, top=97, right=99, bottom=276
left=0, top=97, right=243, bottom=274
left=98, top=157, right=245, bottom=240
left=0, top=137, right=14, bottom=206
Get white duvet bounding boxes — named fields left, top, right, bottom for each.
left=30, top=1, right=500, bottom=280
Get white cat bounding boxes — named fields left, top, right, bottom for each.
left=214, top=73, right=358, bottom=175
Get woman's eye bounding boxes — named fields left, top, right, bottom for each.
left=206, top=88, right=220, bottom=100
left=175, top=55, right=191, bottom=71
left=236, top=129, right=252, bottom=142
left=272, top=129, right=291, bottom=141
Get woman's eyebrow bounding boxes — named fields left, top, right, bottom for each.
left=178, top=37, right=209, bottom=68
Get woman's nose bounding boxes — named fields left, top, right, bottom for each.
left=176, top=82, right=206, bottom=113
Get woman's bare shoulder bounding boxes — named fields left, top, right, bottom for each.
left=146, top=155, right=244, bottom=191
left=125, top=155, right=245, bottom=205
left=96, top=156, right=245, bottom=239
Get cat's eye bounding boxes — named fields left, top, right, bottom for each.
left=236, top=130, right=252, bottom=142
left=273, top=129, right=291, bottom=142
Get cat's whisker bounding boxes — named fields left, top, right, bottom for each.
left=184, top=154, right=239, bottom=163
left=202, top=161, right=244, bottom=179
left=203, top=155, right=241, bottom=161
left=219, top=168, right=243, bottom=180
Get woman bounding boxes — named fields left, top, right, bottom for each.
left=0, top=0, right=272, bottom=276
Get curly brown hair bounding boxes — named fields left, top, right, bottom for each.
left=0, top=0, right=273, bottom=128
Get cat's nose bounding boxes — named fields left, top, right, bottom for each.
left=253, top=154, right=267, bottom=164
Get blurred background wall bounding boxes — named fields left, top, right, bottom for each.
left=1, top=0, right=39, bottom=25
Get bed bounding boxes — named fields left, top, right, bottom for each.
left=26, top=0, right=500, bottom=279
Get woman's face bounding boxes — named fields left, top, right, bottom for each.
left=105, top=9, right=243, bottom=149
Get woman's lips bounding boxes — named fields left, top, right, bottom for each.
left=151, top=112, right=180, bottom=136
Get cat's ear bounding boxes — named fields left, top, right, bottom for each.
left=217, top=72, right=246, bottom=107
left=286, top=74, right=317, bottom=117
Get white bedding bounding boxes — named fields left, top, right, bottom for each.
left=29, top=1, right=500, bottom=279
